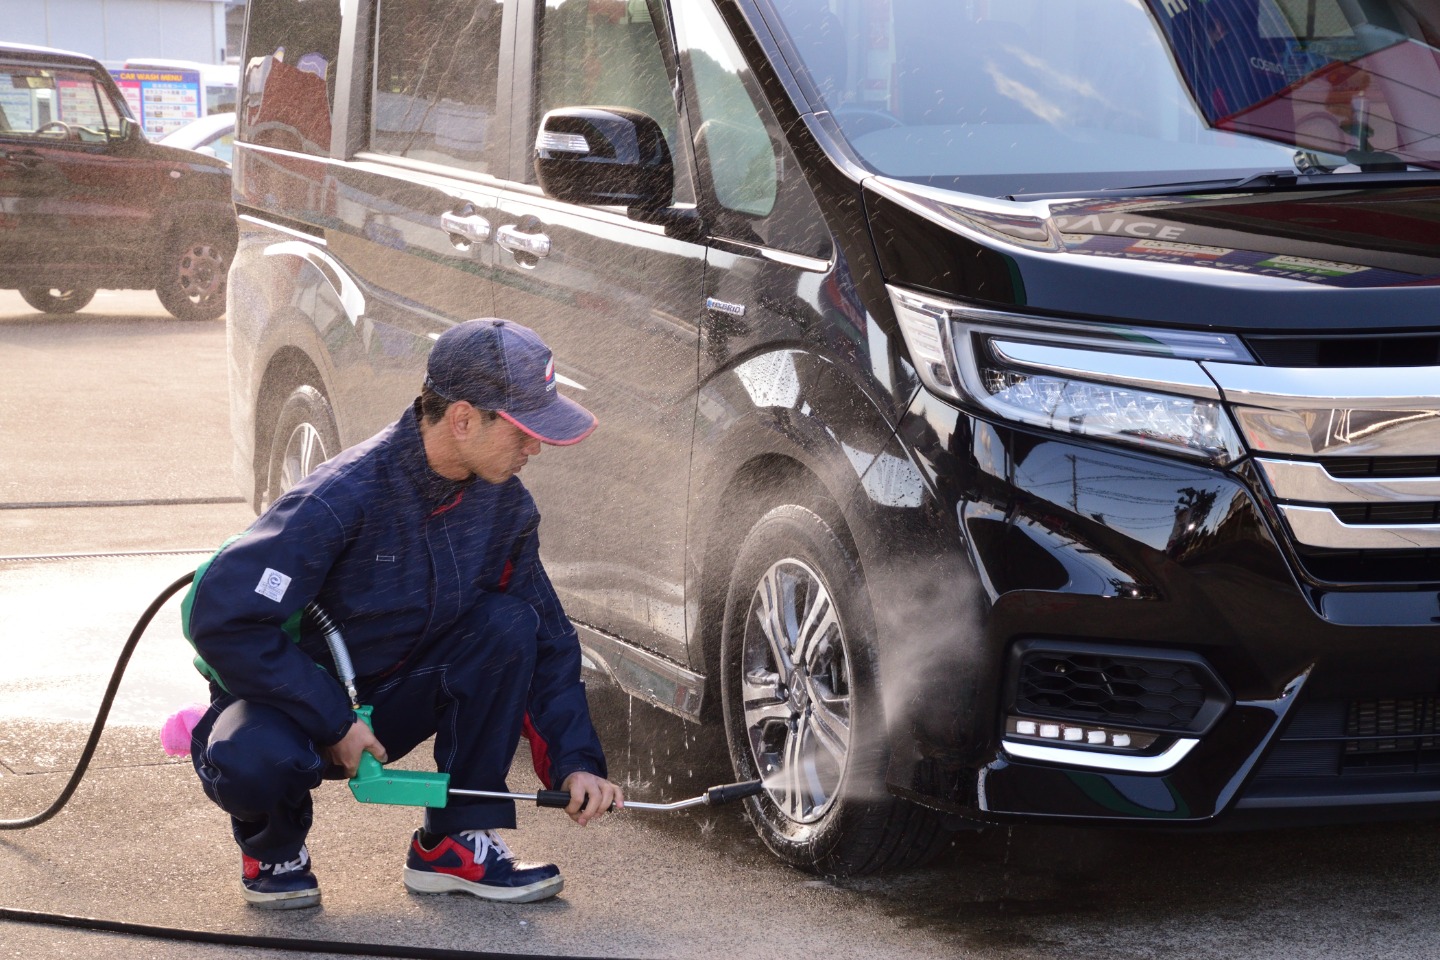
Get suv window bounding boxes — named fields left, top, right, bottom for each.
left=372, top=0, right=507, bottom=174
left=0, top=66, right=126, bottom=143
left=674, top=0, right=831, bottom=258
left=532, top=0, right=680, bottom=184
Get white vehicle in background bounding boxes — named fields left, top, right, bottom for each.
left=159, top=111, right=236, bottom=166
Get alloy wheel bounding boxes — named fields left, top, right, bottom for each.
left=740, top=558, right=852, bottom=824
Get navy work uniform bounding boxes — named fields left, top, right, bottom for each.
left=184, top=400, right=607, bottom=866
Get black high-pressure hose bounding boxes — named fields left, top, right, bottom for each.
left=0, top=571, right=661, bottom=960
left=0, top=569, right=196, bottom=830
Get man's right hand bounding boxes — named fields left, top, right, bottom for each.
left=322, top=719, right=388, bottom=778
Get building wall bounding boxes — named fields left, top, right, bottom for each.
left=0, top=0, right=231, bottom=68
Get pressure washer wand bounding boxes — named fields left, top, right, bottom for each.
left=312, top=604, right=764, bottom=812
left=447, top=780, right=765, bottom=811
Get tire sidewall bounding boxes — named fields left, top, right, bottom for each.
left=265, top=385, right=339, bottom=506
left=155, top=228, right=232, bottom=322
left=19, top=287, right=95, bottom=314
left=719, top=502, right=888, bottom=874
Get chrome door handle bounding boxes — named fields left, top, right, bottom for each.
left=440, top=208, right=492, bottom=247
left=495, top=224, right=552, bottom=260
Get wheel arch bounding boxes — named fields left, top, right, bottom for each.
left=687, top=349, right=902, bottom=717
left=250, top=346, right=333, bottom=510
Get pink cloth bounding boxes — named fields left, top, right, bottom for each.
left=160, top=703, right=208, bottom=756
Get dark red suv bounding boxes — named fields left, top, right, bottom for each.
left=0, top=42, right=235, bottom=320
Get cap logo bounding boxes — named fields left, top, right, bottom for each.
left=544, top=357, right=556, bottom=392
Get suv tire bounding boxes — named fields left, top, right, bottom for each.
left=264, top=385, right=339, bottom=506
left=720, top=503, right=948, bottom=875
left=19, top=287, right=95, bottom=314
left=155, top=229, right=231, bottom=321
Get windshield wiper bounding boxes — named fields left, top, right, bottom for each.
left=1005, top=164, right=1440, bottom=202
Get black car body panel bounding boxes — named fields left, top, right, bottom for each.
left=226, top=0, right=1440, bottom=871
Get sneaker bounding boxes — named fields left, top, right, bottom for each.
left=403, top=829, right=563, bottom=903
left=241, top=845, right=321, bottom=909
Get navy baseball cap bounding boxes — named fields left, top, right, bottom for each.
left=425, top=319, right=597, bottom=445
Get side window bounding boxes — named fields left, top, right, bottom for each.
left=532, top=0, right=680, bottom=185
left=241, top=0, right=343, bottom=156
left=0, top=68, right=124, bottom=144
left=673, top=0, right=831, bottom=258
left=372, top=0, right=506, bottom=174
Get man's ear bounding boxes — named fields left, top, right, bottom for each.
left=446, top=401, right=477, bottom=438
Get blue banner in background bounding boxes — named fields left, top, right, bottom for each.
left=111, top=68, right=203, bottom=138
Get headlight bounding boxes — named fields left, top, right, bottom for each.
left=889, top=286, right=1252, bottom=465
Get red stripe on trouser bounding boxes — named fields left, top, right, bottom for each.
left=522, top=713, right=552, bottom=788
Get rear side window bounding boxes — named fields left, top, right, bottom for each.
left=0, top=66, right=127, bottom=143
left=241, top=0, right=343, bottom=156
left=372, top=0, right=507, bottom=175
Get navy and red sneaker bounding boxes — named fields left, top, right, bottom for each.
left=241, top=845, right=320, bottom=909
left=403, top=829, right=563, bottom=902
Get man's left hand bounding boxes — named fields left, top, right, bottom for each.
left=560, top=771, right=624, bottom=826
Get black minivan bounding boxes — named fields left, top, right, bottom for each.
left=227, top=0, right=1440, bottom=874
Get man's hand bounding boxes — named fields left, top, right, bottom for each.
left=560, top=771, right=624, bottom=826
left=322, top=719, right=388, bottom=778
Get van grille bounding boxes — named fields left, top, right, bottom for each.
left=1251, top=697, right=1440, bottom=782
left=1245, top=335, right=1440, bottom=368
left=1206, top=360, right=1440, bottom=584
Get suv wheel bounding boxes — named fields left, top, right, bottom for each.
left=155, top=230, right=230, bottom=321
left=720, top=503, right=947, bottom=875
left=19, top=287, right=96, bottom=314
left=264, top=386, right=339, bottom=506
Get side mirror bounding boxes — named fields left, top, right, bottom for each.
left=534, top=106, right=674, bottom=209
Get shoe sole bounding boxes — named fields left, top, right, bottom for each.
left=243, top=887, right=322, bottom=910
left=402, top=867, right=564, bottom=903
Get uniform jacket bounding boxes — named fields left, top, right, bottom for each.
left=185, top=402, right=606, bottom=788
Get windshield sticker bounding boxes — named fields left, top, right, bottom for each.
left=1256, top=255, right=1368, bottom=277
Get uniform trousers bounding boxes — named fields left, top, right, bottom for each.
left=190, top=592, right=541, bottom=863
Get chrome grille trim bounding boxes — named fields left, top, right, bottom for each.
left=1278, top=505, right=1440, bottom=550
left=1205, top=362, right=1440, bottom=458
left=1205, top=363, right=1440, bottom=553
left=1257, top=459, right=1440, bottom=503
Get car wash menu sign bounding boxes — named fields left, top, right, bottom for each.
left=111, top=67, right=202, bottom=137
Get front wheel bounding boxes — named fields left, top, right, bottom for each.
left=19, top=287, right=95, bottom=313
left=719, top=503, right=948, bottom=875
left=264, top=386, right=339, bottom=507
left=155, top=229, right=231, bottom=321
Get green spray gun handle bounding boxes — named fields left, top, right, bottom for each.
left=347, top=704, right=452, bottom=808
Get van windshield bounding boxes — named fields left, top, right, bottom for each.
left=766, top=0, right=1440, bottom=195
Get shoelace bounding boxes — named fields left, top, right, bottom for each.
left=263, top=846, right=310, bottom=876
left=456, top=829, right=513, bottom=864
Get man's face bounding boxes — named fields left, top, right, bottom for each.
left=462, top=412, right=543, bottom=484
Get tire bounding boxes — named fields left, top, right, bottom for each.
left=264, top=386, right=339, bottom=506
left=19, top=287, right=95, bottom=314
left=719, top=503, right=948, bottom=875
left=155, top=229, right=231, bottom=321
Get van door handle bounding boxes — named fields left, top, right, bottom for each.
left=440, top=207, right=492, bottom=248
left=496, top=222, right=552, bottom=262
